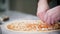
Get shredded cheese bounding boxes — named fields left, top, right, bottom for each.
left=7, top=20, right=60, bottom=31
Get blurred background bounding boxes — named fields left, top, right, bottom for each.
left=0, top=0, right=59, bottom=20
left=0, top=0, right=38, bottom=15
left=0, top=0, right=58, bottom=14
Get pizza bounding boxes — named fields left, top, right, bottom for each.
left=6, top=20, right=60, bottom=31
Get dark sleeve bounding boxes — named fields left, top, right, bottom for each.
left=57, top=0, right=60, bottom=5
left=49, top=0, right=57, bottom=8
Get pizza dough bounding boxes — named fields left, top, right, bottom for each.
left=6, top=20, right=60, bottom=31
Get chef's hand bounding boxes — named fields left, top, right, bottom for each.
left=44, top=6, right=60, bottom=25
left=37, top=0, right=60, bottom=25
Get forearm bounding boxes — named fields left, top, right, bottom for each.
left=37, top=0, right=49, bottom=13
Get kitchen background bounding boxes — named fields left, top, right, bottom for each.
left=0, top=0, right=38, bottom=15
left=0, top=0, right=39, bottom=21
left=0, top=0, right=57, bottom=15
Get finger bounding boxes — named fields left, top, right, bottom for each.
left=46, top=15, right=51, bottom=25
left=52, top=13, right=59, bottom=23
left=51, top=17, right=55, bottom=25
left=51, top=14, right=56, bottom=24
left=44, top=13, right=48, bottom=22
left=44, top=13, right=51, bottom=25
